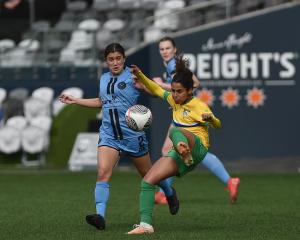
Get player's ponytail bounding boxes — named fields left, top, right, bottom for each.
left=172, top=53, right=193, bottom=90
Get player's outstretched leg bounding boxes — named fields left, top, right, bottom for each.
left=169, top=127, right=194, bottom=166
left=176, top=141, right=193, bottom=166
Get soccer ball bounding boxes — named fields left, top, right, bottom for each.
left=125, top=105, right=152, bottom=131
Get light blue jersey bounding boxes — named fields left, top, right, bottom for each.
left=99, top=67, right=144, bottom=140
left=165, top=58, right=176, bottom=84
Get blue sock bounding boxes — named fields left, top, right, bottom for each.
left=158, top=177, right=174, bottom=196
left=95, top=181, right=109, bottom=217
left=201, top=152, right=230, bottom=185
left=158, top=178, right=173, bottom=196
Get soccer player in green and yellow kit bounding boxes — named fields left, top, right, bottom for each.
left=127, top=55, right=222, bottom=234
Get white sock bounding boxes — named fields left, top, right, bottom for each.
left=140, top=222, right=153, bottom=229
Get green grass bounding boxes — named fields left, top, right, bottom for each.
left=0, top=171, right=299, bottom=239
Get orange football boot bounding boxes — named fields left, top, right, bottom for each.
left=226, top=178, right=240, bottom=203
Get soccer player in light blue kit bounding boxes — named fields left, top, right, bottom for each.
left=153, top=37, right=240, bottom=204
left=59, top=43, right=177, bottom=231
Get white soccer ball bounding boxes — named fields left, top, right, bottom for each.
left=125, top=105, right=152, bottom=131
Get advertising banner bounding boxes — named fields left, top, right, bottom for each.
left=129, top=4, right=300, bottom=162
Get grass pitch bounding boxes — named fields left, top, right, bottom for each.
left=0, top=170, right=299, bottom=239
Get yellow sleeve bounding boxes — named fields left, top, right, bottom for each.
left=204, top=105, right=221, bottom=129
left=195, top=102, right=222, bottom=128
left=210, top=115, right=221, bottom=129
left=136, top=71, right=165, bottom=98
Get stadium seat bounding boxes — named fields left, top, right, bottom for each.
left=29, top=115, right=52, bottom=148
left=0, top=126, right=22, bottom=154
left=0, top=88, right=7, bottom=107
left=21, top=115, right=52, bottom=166
left=32, top=87, right=54, bottom=105
left=21, top=126, right=46, bottom=154
left=24, top=97, right=51, bottom=120
left=52, top=87, right=84, bottom=116
left=0, top=39, right=15, bottom=52
left=117, top=0, right=140, bottom=10
left=59, top=47, right=77, bottom=64
left=60, top=11, right=76, bottom=21
left=68, top=30, right=93, bottom=50
left=103, top=18, right=125, bottom=32
left=96, top=29, right=113, bottom=50
left=140, top=0, right=160, bottom=10
left=78, top=19, right=101, bottom=32
left=32, top=20, right=50, bottom=33
left=0, top=39, right=15, bottom=67
left=0, top=88, right=7, bottom=125
left=2, top=48, right=32, bottom=67
left=0, top=112, right=27, bottom=154
left=54, top=20, right=77, bottom=32
left=67, top=0, right=87, bottom=12
left=93, top=0, right=117, bottom=12
left=6, top=115, right=27, bottom=131
left=154, top=0, right=185, bottom=31
left=18, top=39, right=40, bottom=52
left=9, top=88, right=29, bottom=101
left=1, top=98, right=24, bottom=121
left=62, top=87, right=84, bottom=98
left=143, top=26, right=164, bottom=43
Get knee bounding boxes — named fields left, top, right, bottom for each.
left=97, top=168, right=112, bottom=182
left=143, top=173, right=156, bottom=185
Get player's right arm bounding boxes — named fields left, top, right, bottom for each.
left=59, top=94, right=102, bottom=108
left=131, top=65, right=165, bottom=99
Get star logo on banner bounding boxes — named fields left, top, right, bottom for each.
left=220, top=87, right=240, bottom=109
left=196, top=88, right=215, bottom=106
left=245, top=87, right=266, bottom=108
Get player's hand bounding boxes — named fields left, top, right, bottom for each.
left=59, top=94, right=76, bottom=104
left=202, top=113, right=213, bottom=122
left=130, top=64, right=141, bottom=75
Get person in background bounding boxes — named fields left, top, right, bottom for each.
left=153, top=37, right=240, bottom=204
left=127, top=56, right=222, bottom=234
left=59, top=43, right=176, bottom=231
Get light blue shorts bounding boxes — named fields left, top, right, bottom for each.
left=98, top=134, right=149, bottom=157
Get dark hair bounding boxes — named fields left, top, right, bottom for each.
left=104, top=43, right=125, bottom=59
left=159, top=36, right=176, bottom=48
left=172, top=54, right=193, bottom=90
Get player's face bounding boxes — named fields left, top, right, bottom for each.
left=106, top=52, right=125, bottom=75
left=171, top=82, right=193, bottom=104
left=159, top=40, right=177, bottom=62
